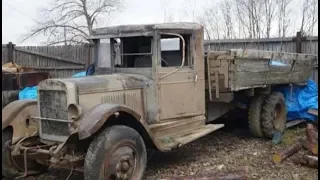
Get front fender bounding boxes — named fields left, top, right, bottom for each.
left=77, top=103, right=142, bottom=139
left=2, top=100, right=37, bottom=130
left=2, top=100, right=39, bottom=144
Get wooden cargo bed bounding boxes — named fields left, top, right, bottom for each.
left=205, top=49, right=317, bottom=101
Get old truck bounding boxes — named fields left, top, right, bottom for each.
left=2, top=23, right=316, bottom=180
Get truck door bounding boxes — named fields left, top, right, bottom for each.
left=156, top=32, right=205, bottom=120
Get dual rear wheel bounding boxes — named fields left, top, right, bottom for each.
left=248, top=92, right=287, bottom=138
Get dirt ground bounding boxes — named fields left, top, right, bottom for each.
left=5, top=117, right=318, bottom=180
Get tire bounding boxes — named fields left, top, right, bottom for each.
left=248, top=95, right=267, bottom=137
left=261, top=92, right=287, bottom=138
left=84, top=125, right=147, bottom=180
left=2, top=128, right=45, bottom=178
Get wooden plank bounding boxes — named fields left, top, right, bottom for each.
left=15, top=48, right=85, bottom=65
left=206, top=54, right=212, bottom=101
left=308, top=109, right=318, bottom=116
left=30, top=66, right=84, bottom=70
left=230, top=63, right=312, bottom=73
left=230, top=49, right=317, bottom=61
left=286, top=120, right=306, bottom=128
left=215, top=70, right=219, bottom=98
left=231, top=70, right=310, bottom=90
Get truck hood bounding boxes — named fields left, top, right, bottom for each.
left=62, top=73, right=153, bottom=94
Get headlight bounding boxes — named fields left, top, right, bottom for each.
left=68, top=104, right=82, bottom=120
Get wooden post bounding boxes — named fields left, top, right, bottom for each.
left=296, top=32, right=302, bottom=53
left=293, top=31, right=306, bottom=53
left=7, top=42, right=15, bottom=63
left=86, top=43, right=93, bottom=69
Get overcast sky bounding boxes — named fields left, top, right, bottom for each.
left=2, top=0, right=314, bottom=45
left=2, top=0, right=212, bottom=45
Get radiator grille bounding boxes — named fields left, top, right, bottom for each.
left=39, top=90, right=70, bottom=137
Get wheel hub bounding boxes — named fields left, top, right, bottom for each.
left=105, top=144, right=137, bottom=180
left=116, top=155, right=134, bottom=178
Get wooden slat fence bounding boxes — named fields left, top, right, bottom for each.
left=2, top=43, right=92, bottom=78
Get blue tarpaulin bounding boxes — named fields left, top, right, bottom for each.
left=19, top=71, right=88, bottom=100
left=277, top=79, right=318, bottom=122
left=18, top=86, right=38, bottom=100
left=72, top=71, right=87, bottom=77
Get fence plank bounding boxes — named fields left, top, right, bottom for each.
left=2, top=43, right=90, bottom=78
left=15, top=48, right=85, bottom=65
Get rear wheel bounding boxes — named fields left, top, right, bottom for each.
left=261, top=92, right=287, bottom=138
left=84, top=125, right=147, bottom=180
left=248, top=95, right=267, bottom=137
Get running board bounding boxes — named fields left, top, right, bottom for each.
left=155, top=124, right=224, bottom=151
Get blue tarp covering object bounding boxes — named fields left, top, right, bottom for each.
left=18, top=86, right=38, bottom=100
left=270, top=60, right=288, bottom=67
left=277, top=79, right=318, bottom=122
left=19, top=71, right=88, bottom=100
left=72, top=71, right=87, bottom=77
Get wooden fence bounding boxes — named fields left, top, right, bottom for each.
left=2, top=42, right=92, bottom=78
left=2, top=32, right=318, bottom=81
left=204, top=32, right=318, bottom=84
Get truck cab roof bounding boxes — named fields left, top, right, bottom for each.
left=90, top=22, right=203, bottom=39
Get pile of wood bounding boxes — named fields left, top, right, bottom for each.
left=273, top=123, right=318, bottom=169
left=2, top=62, right=34, bottom=73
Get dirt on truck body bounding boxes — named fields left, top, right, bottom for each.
left=2, top=22, right=317, bottom=180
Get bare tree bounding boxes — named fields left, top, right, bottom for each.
left=300, top=0, right=318, bottom=36
left=263, top=0, right=276, bottom=38
left=234, top=0, right=264, bottom=39
left=276, top=0, right=292, bottom=38
left=300, top=0, right=308, bottom=35
left=23, top=0, right=123, bottom=45
left=235, top=0, right=251, bottom=38
left=220, top=0, right=234, bottom=39
left=307, top=0, right=318, bottom=36
left=197, top=6, right=222, bottom=40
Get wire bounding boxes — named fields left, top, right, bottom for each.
left=3, top=1, right=39, bottom=23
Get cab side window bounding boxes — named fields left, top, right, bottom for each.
left=160, top=34, right=192, bottom=67
left=111, top=36, right=153, bottom=68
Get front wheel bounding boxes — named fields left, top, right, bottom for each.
left=84, top=125, right=147, bottom=180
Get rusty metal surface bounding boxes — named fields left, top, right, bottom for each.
left=91, top=22, right=202, bottom=39
left=2, top=100, right=39, bottom=144
left=65, top=73, right=158, bottom=124
left=37, top=79, right=78, bottom=142
left=157, top=28, right=205, bottom=120
left=77, top=103, right=141, bottom=139
left=32, top=24, right=209, bottom=152
left=39, top=90, right=69, bottom=137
